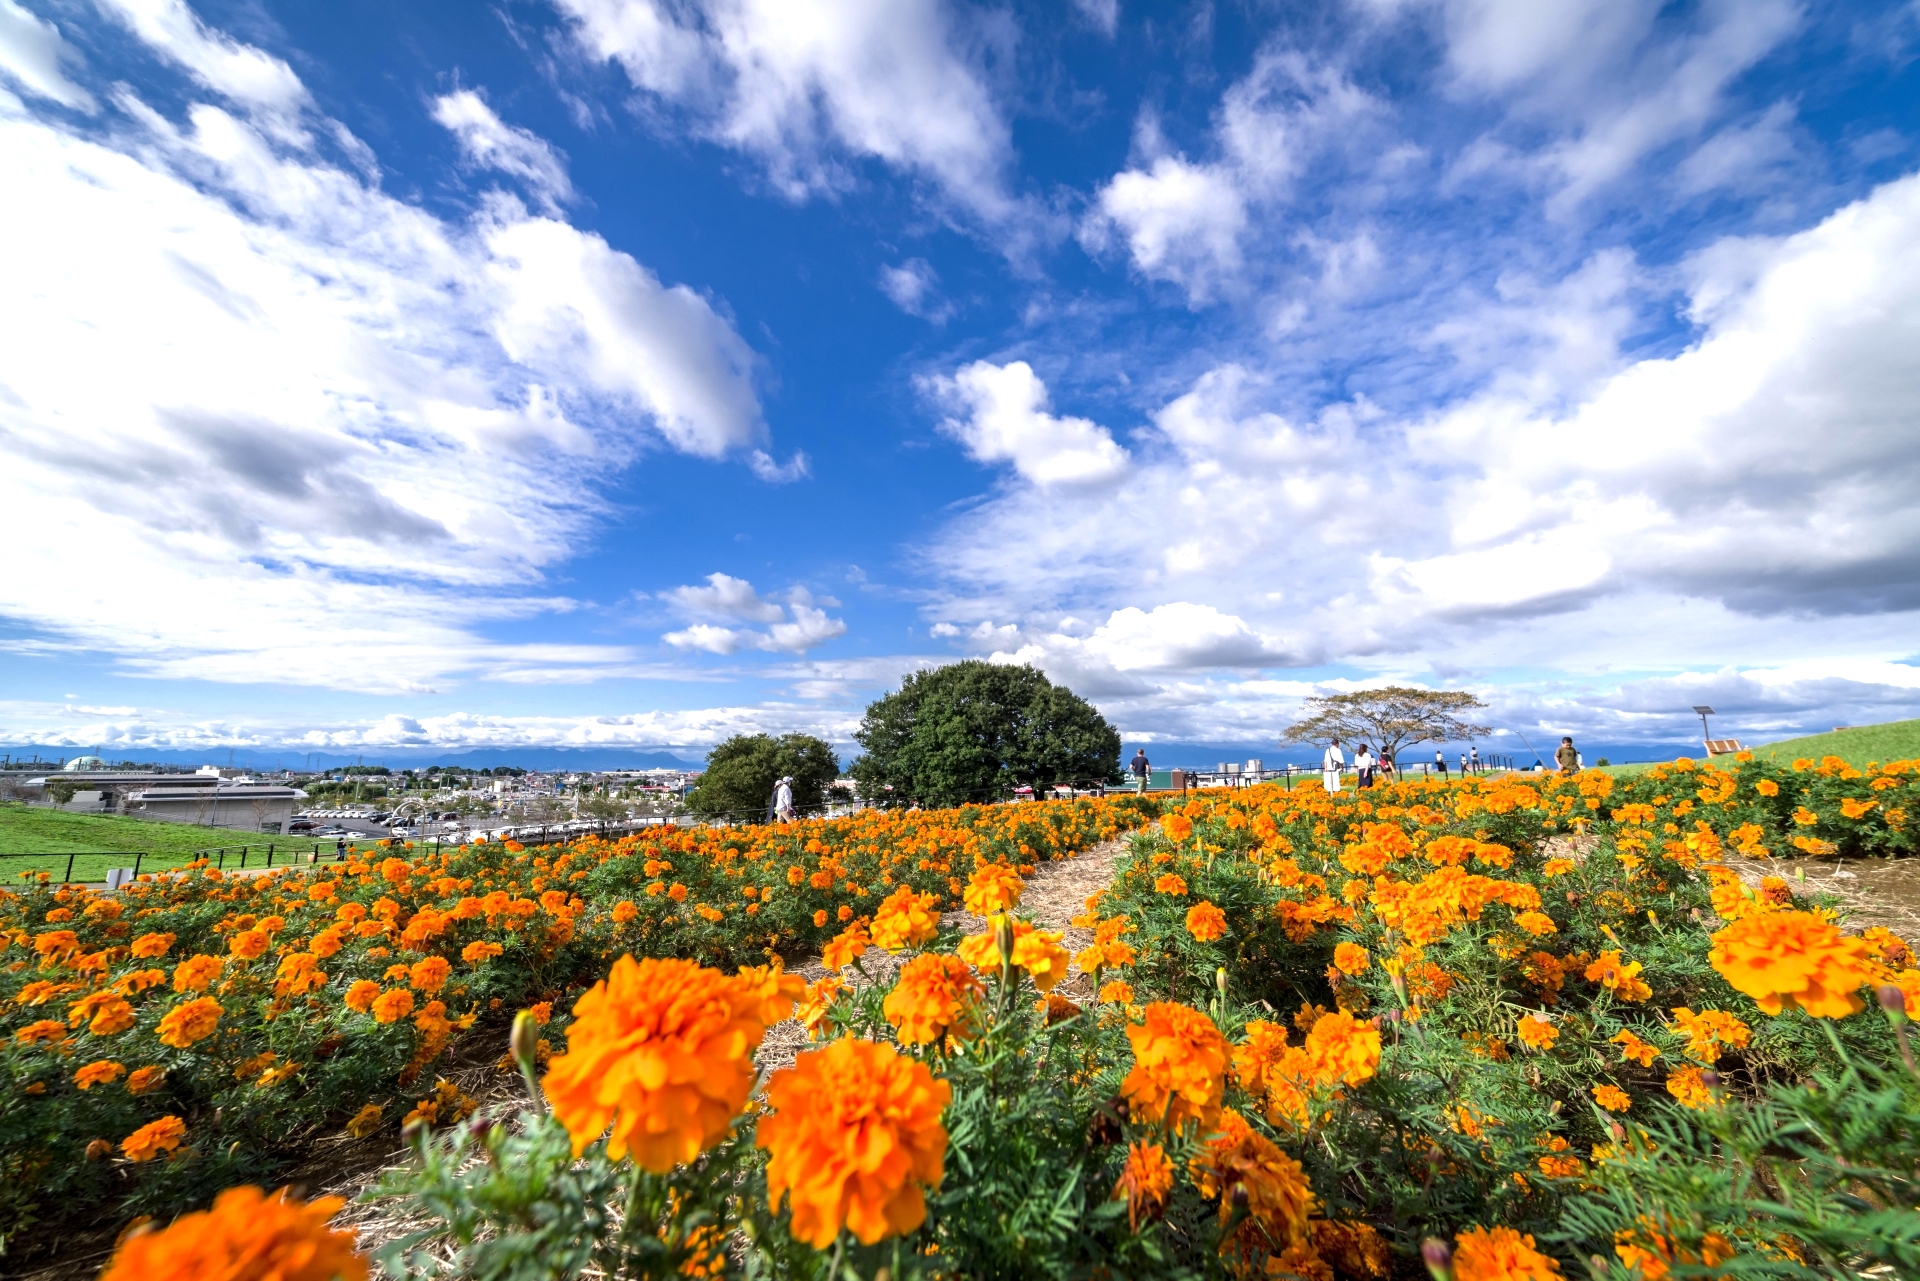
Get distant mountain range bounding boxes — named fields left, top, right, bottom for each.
left=0, top=745, right=707, bottom=773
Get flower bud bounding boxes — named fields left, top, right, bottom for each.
left=401, top=1117, right=428, bottom=1147
left=1216, top=966, right=1229, bottom=999
left=1700, top=1069, right=1722, bottom=1089
left=510, top=1008, right=540, bottom=1074
left=85, top=1138, right=113, bottom=1162
left=1878, top=984, right=1908, bottom=1016
left=1422, top=1237, right=1454, bottom=1281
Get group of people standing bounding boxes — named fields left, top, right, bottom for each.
left=1319, top=739, right=1395, bottom=791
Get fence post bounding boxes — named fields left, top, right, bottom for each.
left=64, top=852, right=76, bottom=884
left=133, top=852, right=143, bottom=880
left=239, top=848, right=246, bottom=869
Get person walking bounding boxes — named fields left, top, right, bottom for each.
left=1131, top=749, right=1151, bottom=794
left=773, top=775, right=795, bottom=822
left=334, top=835, right=347, bottom=862
left=1469, top=746, right=1480, bottom=774
left=1322, top=738, right=1345, bottom=793
left=1434, top=749, right=1448, bottom=780
left=1354, top=743, right=1376, bottom=789
left=1556, top=737, right=1579, bottom=774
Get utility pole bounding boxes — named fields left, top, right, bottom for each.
left=1693, top=706, right=1714, bottom=745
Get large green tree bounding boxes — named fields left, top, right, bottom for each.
left=686, top=733, right=840, bottom=821
left=851, top=661, right=1121, bottom=807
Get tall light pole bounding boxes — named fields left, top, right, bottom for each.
left=1693, top=706, right=1715, bottom=745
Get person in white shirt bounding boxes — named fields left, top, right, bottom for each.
left=1354, top=744, right=1376, bottom=789
left=1322, top=739, right=1345, bottom=793
left=773, top=776, right=794, bottom=822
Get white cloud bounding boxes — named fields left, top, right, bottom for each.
left=1082, top=50, right=1377, bottom=303
left=878, top=257, right=952, bottom=321
left=1071, top=0, right=1118, bottom=36
left=433, top=88, right=575, bottom=213
left=0, top=0, right=94, bottom=109
left=667, top=572, right=785, bottom=622
left=99, top=0, right=310, bottom=136
left=0, top=13, right=774, bottom=693
left=1378, top=0, right=1803, bottom=211
left=925, top=360, right=1129, bottom=486
left=552, top=0, right=1017, bottom=224
left=924, top=169, right=1920, bottom=691
left=661, top=576, right=847, bottom=654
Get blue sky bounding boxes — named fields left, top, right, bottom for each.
left=3, top=0, right=1919, bottom=762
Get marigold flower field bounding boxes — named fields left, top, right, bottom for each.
left=6, top=753, right=1919, bottom=1278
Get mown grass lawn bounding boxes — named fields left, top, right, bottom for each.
left=0, top=804, right=375, bottom=883
left=1747, top=717, right=1920, bottom=768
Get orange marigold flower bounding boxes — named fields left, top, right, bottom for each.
left=1610, top=1028, right=1659, bottom=1066
left=1153, top=873, right=1188, bottom=896
left=16, top=1018, right=67, bottom=1045
left=120, top=1115, right=188, bottom=1162
left=1305, top=1010, right=1382, bottom=1087
left=228, top=929, right=270, bottom=960
left=1591, top=1083, right=1632, bottom=1112
left=1709, top=910, right=1875, bottom=1018
left=611, top=900, right=639, bottom=924
left=1185, top=900, right=1228, bottom=942
left=1668, top=1007, right=1751, bottom=1063
left=1162, top=814, right=1194, bottom=844
left=1332, top=942, right=1370, bottom=975
left=1122, top=1001, right=1227, bottom=1131
left=1585, top=951, right=1653, bottom=1003
left=1515, top=911, right=1558, bottom=938
left=1113, top=1140, right=1173, bottom=1231
left=956, top=916, right=1072, bottom=992
left=543, top=955, right=782, bottom=1169
left=1312, top=1221, right=1392, bottom=1280
left=757, top=1037, right=950, bottom=1248
left=127, top=1065, right=166, bottom=1094
left=1453, top=1225, right=1563, bottom=1280
left=1665, top=1066, right=1715, bottom=1110
left=370, top=989, right=415, bottom=1024
left=1190, top=1107, right=1315, bottom=1256
left=870, top=886, right=941, bottom=952
left=343, top=979, right=380, bottom=1013
left=963, top=863, right=1025, bottom=915
left=130, top=932, right=175, bottom=959
left=1542, top=858, right=1576, bottom=877
left=156, top=998, right=222, bottom=1049
left=98, top=1185, right=366, bottom=1281
left=1516, top=1015, right=1557, bottom=1051
left=75, top=1059, right=126, bottom=1090
left=1612, top=1217, right=1734, bottom=1281
left=172, top=954, right=224, bottom=993
left=883, top=953, right=984, bottom=1046
left=462, top=941, right=504, bottom=964
left=274, top=953, right=327, bottom=998
left=797, top=976, right=844, bottom=1037
left=1099, top=979, right=1135, bottom=1005
left=409, top=957, right=451, bottom=993
left=822, top=921, right=871, bottom=971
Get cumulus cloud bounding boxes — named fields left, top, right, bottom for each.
left=925, top=360, right=1129, bottom=486
left=433, top=88, right=575, bottom=213
left=0, top=8, right=773, bottom=693
left=927, top=168, right=1920, bottom=691
left=552, top=0, right=1018, bottom=224
left=661, top=576, right=847, bottom=654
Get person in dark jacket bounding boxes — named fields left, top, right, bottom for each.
left=1130, top=749, right=1151, bottom=793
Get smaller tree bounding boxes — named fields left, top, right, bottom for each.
left=1280, top=686, right=1491, bottom=764
left=686, top=733, right=840, bottom=821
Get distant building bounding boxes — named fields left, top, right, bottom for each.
left=21, top=767, right=306, bottom=832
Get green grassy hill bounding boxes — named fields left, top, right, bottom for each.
left=0, top=805, right=377, bottom=883
left=1748, top=718, right=1920, bottom=768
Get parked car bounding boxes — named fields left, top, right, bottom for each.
left=287, top=818, right=317, bottom=833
